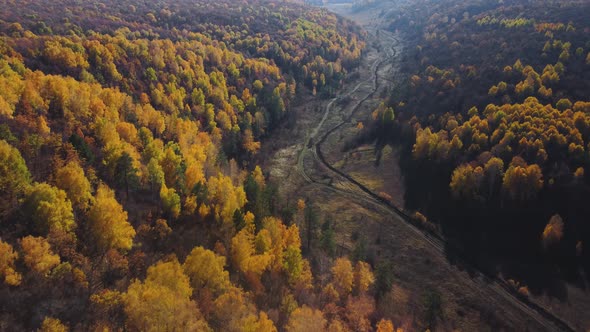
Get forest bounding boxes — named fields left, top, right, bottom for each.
left=0, top=0, right=411, bottom=331
left=359, top=0, right=590, bottom=296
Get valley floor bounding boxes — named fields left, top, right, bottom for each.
left=261, top=2, right=589, bottom=331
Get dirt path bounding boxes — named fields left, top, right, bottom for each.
left=263, top=4, right=575, bottom=331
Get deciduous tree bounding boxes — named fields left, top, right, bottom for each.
left=183, top=246, right=230, bottom=295
left=0, top=140, right=31, bottom=206
left=123, top=259, right=210, bottom=332
left=54, top=161, right=92, bottom=210
left=542, top=214, right=564, bottom=248
left=87, top=184, right=135, bottom=252
left=285, top=306, right=327, bottom=332
left=0, top=240, right=21, bottom=286
left=20, top=236, right=60, bottom=276
left=24, top=183, right=75, bottom=234
left=331, top=257, right=354, bottom=298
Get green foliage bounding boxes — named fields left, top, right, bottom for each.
left=68, top=134, right=94, bottom=163
left=320, top=219, right=336, bottom=257
left=24, top=183, right=75, bottom=234
left=114, top=152, right=139, bottom=194
left=282, top=245, right=304, bottom=284
left=160, top=184, right=181, bottom=220
left=423, top=289, right=442, bottom=329
left=0, top=140, right=31, bottom=202
left=373, top=251, right=396, bottom=298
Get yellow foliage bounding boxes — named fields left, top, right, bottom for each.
left=207, top=174, right=247, bottom=227
left=20, top=236, right=60, bottom=275
left=0, top=240, right=21, bottom=286
left=231, top=228, right=271, bottom=277
left=345, top=295, right=375, bottom=332
left=243, top=129, right=261, bottom=154
left=25, top=183, right=75, bottom=234
left=331, top=257, right=354, bottom=296
left=242, top=312, right=277, bottom=332
left=0, top=139, right=31, bottom=200
left=327, top=318, right=349, bottom=332
left=160, top=184, right=181, bottom=219
left=297, top=199, right=306, bottom=211
left=285, top=306, right=327, bottom=332
left=542, top=214, right=564, bottom=248
left=252, top=165, right=265, bottom=188
left=502, top=161, right=543, bottom=200
left=87, top=184, right=135, bottom=252
left=212, top=287, right=260, bottom=331
left=123, top=259, right=210, bottom=332
left=116, top=122, right=139, bottom=146
left=354, top=261, right=375, bottom=294
left=39, top=317, right=69, bottom=332
left=376, top=319, right=394, bottom=332
left=183, top=246, right=230, bottom=295
left=54, top=161, right=92, bottom=210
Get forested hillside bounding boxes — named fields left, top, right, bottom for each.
left=0, top=1, right=412, bottom=331
left=361, top=0, right=590, bottom=291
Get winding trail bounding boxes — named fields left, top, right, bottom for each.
left=295, top=24, right=575, bottom=332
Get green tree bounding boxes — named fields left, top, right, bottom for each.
left=0, top=140, right=31, bottom=208
left=320, top=219, right=336, bottom=257
left=304, top=204, right=319, bottom=251
left=115, top=152, right=139, bottom=198
left=147, top=157, right=164, bottom=194
left=24, top=183, right=75, bottom=234
left=160, top=184, right=181, bottom=220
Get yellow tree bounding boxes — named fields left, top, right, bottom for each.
left=0, top=240, right=21, bottom=286
left=241, top=312, right=277, bottom=332
left=39, top=317, right=69, bottom=332
left=502, top=160, right=543, bottom=200
left=183, top=246, right=230, bottom=295
left=160, top=184, right=181, bottom=219
left=345, top=294, right=376, bottom=332
left=542, top=214, right=564, bottom=248
left=211, top=286, right=258, bottom=330
left=19, top=236, right=60, bottom=276
left=0, top=140, right=31, bottom=207
left=285, top=306, right=327, bottom=332
left=231, top=228, right=271, bottom=278
left=449, top=164, right=483, bottom=200
left=87, top=184, right=136, bottom=252
left=354, top=261, right=375, bottom=294
left=331, top=257, right=354, bottom=297
left=207, top=173, right=247, bottom=227
left=24, top=183, right=75, bottom=234
left=123, top=259, right=210, bottom=332
left=376, top=319, right=394, bottom=332
left=159, top=143, right=184, bottom=188
left=54, top=161, right=92, bottom=210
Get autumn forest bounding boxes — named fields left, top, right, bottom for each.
left=1, top=0, right=590, bottom=331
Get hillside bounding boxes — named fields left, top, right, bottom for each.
left=0, top=1, right=409, bottom=331
left=354, top=0, right=590, bottom=329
